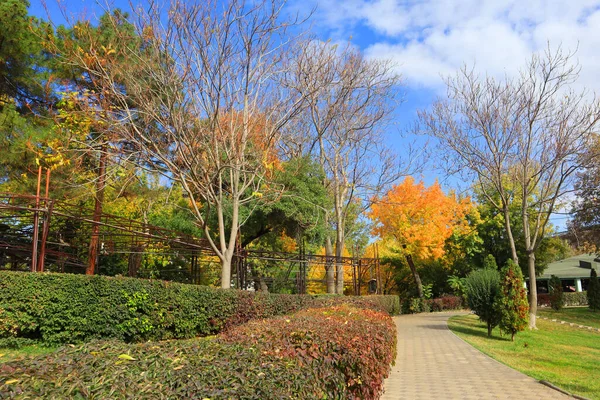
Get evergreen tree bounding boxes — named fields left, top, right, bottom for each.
left=496, top=260, right=529, bottom=341
left=548, top=275, right=563, bottom=311
left=588, top=268, right=600, bottom=312
left=465, top=268, right=501, bottom=337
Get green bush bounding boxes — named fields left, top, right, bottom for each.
left=401, top=297, right=430, bottom=314
left=0, top=271, right=398, bottom=345
left=564, top=291, right=588, bottom=306
left=495, top=260, right=528, bottom=341
left=548, top=275, right=564, bottom=311
left=447, top=275, right=467, bottom=303
left=0, top=305, right=396, bottom=399
left=465, top=268, right=501, bottom=337
left=588, top=269, right=600, bottom=311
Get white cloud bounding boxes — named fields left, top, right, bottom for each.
left=297, top=0, right=600, bottom=90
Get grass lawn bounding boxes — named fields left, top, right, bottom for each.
left=448, top=314, right=600, bottom=400
left=537, top=307, right=600, bottom=329
left=0, top=345, right=57, bottom=364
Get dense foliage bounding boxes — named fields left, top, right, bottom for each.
left=465, top=268, right=501, bottom=336
left=588, top=269, right=600, bottom=312
left=548, top=275, right=564, bottom=311
left=495, top=260, right=528, bottom=340
left=0, top=271, right=398, bottom=345
left=0, top=305, right=396, bottom=399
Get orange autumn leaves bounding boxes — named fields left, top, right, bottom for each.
left=369, top=177, right=472, bottom=260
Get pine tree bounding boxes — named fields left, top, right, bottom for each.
left=548, top=275, right=563, bottom=311
left=496, top=260, right=529, bottom=341
left=588, top=268, right=600, bottom=312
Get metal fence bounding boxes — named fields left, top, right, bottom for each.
left=0, top=192, right=382, bottom=293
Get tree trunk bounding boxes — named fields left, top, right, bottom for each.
left=221, top=255, right=232, bottom=289
left=405, top=253, right=424, bottom=298
left=502, top=206, right=519, bottom=264
left=325, top=236, right=335, bottom=294
left=335, top=231, right=344, bottom=295
left=527, top=251, right=537, bottom=329
left=487, top=322, right=492, bottom=337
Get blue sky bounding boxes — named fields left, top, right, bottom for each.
left=28, top=0, right=600, bottom=230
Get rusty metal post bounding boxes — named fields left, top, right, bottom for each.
left=38, top=169, right=52, bottom=272
left=87, top=145, right=107, bottom=275
left=38, top=199, right=53, bottom=273
left=31, top=166, right=43, bottom=272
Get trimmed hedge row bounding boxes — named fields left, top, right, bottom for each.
left=0, top=305, right=397, bottom=399
left=0, top=271, right=398, bottom=345
left=538, top=291, right=588, bottom=307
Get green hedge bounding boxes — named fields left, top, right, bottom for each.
left=0, top=271, right=398, bottom=345
left=0, top=305, right=396, bottom=399
left=564, top=291, right=588, bottom=306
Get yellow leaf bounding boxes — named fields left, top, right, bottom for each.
left=118, top=354, right=136, bottom=361
left=4, top=379, right=19, bottom=385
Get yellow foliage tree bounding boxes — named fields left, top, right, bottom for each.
left=369, top=177, right=472, bottom=297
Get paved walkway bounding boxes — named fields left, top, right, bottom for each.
left=381, top=312, right=570, bottom=400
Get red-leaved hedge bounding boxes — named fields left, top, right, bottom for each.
left=0, top=305, right=396, bottom=399
left=222, top=304, right=397, bottom=399
left=425, top=295, right=463, bottom=312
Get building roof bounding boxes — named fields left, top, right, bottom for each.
left=535, top=254, right=600, bottom=280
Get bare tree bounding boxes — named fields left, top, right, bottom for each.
left=283, top=41, right=404, bottom=294
left=419, top=47, right=600, bottom=328
left=57, top=0, right=307, bottom=288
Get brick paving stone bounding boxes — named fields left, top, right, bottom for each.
left=381, top=312, right=570, bottom=400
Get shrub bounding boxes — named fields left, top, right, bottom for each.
left=495, top=260, right=528, bottom=341
left=401, top=297, right=430, bottom=314
left=0, top=305, right=396, bottom=399
left=588, top=269, right=600, bottom=311
left=367, top=294, right=400, bottom=315
left=447, top=275, right=467, bottom=303
left=538, top=291, right=588, bottom=307
left=465, top=268, right=501, bottom=337
left=483, top=254, right=498, bottom=270
left=537, top=293, right=551, bottom=307
left=222, top=305, right=396, bottom=399
left=425, top=295, right=463, bottom=312
left=548, top=275, right=564, bottom=311
left=0, top=271, right=398, bottom=345
left=564, top=291, right=588, bottom=306
left=439, top=295, right=463, bottom=310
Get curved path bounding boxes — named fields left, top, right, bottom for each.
left=381, top=312, right=570, bottom=399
